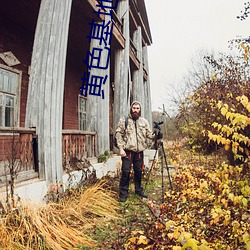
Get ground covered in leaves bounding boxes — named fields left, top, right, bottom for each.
left=86, top=141, right=250, bottom=250
left=84, top=172, right=167, bottom=250
left=0, top=141, right=249, bottom=249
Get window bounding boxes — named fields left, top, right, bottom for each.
left=78, top=96, right=87, bottom=131
left=0, top=66, right=20, bottom=127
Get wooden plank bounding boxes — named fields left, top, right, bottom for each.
left=132, top=26, right=144, bottom=115
left=113, top=0, right=131, bottom=132
left=129, top=47, right=140, bottom=70
left=55, top=0, right=73, bottom=181
left=130, top=0, right=152, bottom=45
left=0, top=127, right=35, bottom=133
left=42, top=0, right=55, bottom=182
left=142, top=45, right=152, bottom=125
left=62, top=129, right=96, bottom=135
left=129, top=8, right=138, bottom=28
left=112, top=21, right=125, bottom=49
left=26, top=0, right=73, bottom=183
left=0, top=170, right=39, bottom=189
left=0, top=51, right=20, bottom=66
left=137, top=12, right=152, bottom=46
left=86, top=1, right=112, bottom=155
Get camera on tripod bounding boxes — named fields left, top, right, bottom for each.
left=153, top=121, right=163, bottom=141
left=144, top=119, right=173, bottom=199
left=153, top=121, right=163, bottom=130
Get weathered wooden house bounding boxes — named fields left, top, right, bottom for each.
left=0, top=0, right=153, bottom=192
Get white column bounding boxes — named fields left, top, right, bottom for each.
left=25, top=0, right=72, bottom=183
left=132, top=26, right=144, bottom=116
left=143, top=45, right=153, bottom=126
left=86, top=9, right=111, bottom=155
left=113, top=0, right=131, bottom=129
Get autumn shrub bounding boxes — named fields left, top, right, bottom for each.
left=176, top=45, right=250, bottom=155
left=125, top=162, right=250, bottom=249
left=207, top=95, right=250, bottom=167
left=161, top=163, right=249, bottom=249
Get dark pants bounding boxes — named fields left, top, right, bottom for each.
left=119, top=150, right=144, bottom=198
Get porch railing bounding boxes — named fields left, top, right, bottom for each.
left=0, top=128, right=97, bottom=186
left=62, top=130, right=97, bottom=168
left=0, top=127, right=37, bottom=186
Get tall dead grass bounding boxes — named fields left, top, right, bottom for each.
left=0, top=180, right=121, bottom=249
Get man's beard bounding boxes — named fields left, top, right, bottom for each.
left=131, top=112, right=140, bottom=120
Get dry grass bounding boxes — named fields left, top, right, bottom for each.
left=0, top=180, right=121, bottom=249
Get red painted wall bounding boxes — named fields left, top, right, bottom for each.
left=0, top=16, right=33, bottom=127
left=63, top=71, right=83, bottom=130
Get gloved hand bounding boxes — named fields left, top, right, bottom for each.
left=157, top=131, right=163, bottom=139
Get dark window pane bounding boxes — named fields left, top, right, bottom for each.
left=0, top=107, right=2, bottom=126
left=5, top=106, right=14, bottom=127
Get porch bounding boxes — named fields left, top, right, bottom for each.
left=0, top=128, right=97, bottom=188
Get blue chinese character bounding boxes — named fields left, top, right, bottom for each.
left=83, top=47, right=110, bottom=70
left=87, top=19, right=113, bottom=46
left=80, top=72, right=107, bottom=99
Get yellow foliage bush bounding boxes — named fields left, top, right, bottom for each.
left=207, top=95, right=250, bottom=162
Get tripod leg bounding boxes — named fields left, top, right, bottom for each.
left=159, top=146, right=165, bottom=204
left=144, top=148, right=158, bottom=192
left=161, top=143, right=173, bottom=190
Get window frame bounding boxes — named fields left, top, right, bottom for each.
left=78, top=95, right=87, bottom=131
left=0, top=64, right=22, bottom=129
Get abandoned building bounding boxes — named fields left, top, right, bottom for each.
left=0, top=0, right=153, bottom=197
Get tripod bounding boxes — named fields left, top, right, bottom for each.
left=144, top=130, right=173, bottom=203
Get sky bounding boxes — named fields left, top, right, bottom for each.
left=144, top=0, right=250, bottom=112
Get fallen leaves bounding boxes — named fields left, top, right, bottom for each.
left=125, top=154, right=249, bottom=249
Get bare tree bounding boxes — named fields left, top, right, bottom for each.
left=4, top=129, right=21, bottom=209
left=237, top=1, right=250, bottom=20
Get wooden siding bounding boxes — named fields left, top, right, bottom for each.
left=113, top=0, right=132, bottom=131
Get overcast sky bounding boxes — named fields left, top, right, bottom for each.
left=144, top=0, right=250, bottom=112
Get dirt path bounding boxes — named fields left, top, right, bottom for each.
left=88, top=170, right=172, bottom=250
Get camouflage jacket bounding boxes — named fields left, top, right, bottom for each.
left=115, top=115, right=155, bottom=152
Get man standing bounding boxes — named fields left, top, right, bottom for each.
left=115, top=101, right=158, bottom=202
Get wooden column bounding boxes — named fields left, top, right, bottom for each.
left=142, top=45, right=153, bottom=126
left=113, top=0, right=131, bottom=130
left=86, top=7, right=111, bottom=155
left=25, top=0, right=72, bottom=183
left=132, top=26, right=145, bottom=115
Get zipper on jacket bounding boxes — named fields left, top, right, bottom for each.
left=134, top=120, right=139, bottom=152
